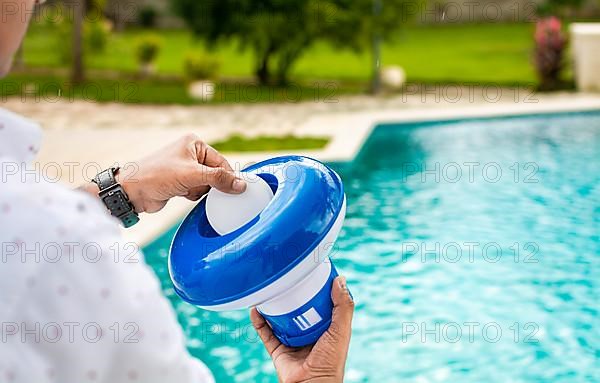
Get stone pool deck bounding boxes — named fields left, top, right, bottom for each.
left=4, top=90, right=600, bottom=246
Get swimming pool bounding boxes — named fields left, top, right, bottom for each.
left=143, top=111, right=600, bottom=383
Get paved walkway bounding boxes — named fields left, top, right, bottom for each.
left=3, top=89, right=600, bottom=245
left=5, top=86, right=584, bottom=138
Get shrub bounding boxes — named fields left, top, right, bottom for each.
left=57, top=18, right=110, bottom=64
left=56, top=20, right=72, bottom=65
left=534, top=16, right=567, bottom=90
left=85, top=20, right=111, bottom=53
left=135, top=35, right=162, bottom=65
left=184, top=53, right=220, bottom=81
left=138, top=6, right=157, bottom=28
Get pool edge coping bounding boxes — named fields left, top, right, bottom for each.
left=128, top=96, right=600, bottom=247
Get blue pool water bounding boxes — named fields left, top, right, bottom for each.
left=143, top=111, right=600, bottom=383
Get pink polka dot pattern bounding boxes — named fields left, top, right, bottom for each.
left=48, top=326, right=59, bottom=339
left=57, top=226, right=67, bottom=236
left=160, top=331, right=169, bottom=342
left=57, top=285, right=69, bottom=296
left=127, top=370, right=138, bottom=380
left=136, top=329, right=145, bottom=340
left=87, top=369, right=97, bottom=381
left=13, top=237, right=24, bottom=248
left=100, top=288, right=111, bottom=299
left=5, top=370, right=15, bottom=382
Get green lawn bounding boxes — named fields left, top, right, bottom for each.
left=212, top=134, right=329, bottom=152
left=0, top=73, right=363, bottom=104
left=2, top=22, right=545, bottom=105
left=21, top=22, right=538, bottom=85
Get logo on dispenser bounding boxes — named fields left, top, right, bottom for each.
left=293, top=308, right=323, bottom=331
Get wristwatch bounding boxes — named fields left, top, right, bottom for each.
left=92, top=167, right=140, bottom=228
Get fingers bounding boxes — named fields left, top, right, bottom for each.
left=191, top=136, right=233, bottom=171
left=309, top=275, right=353, bottom=377
left=328, top=276, right=354, bottom=344
left=184, top=186, right=210, bottom=201
left=181, top=134, right=245, bottom=194
left=188, top=136, right=245, bottom=194
left=250, top=308, right=283, bottom=357
left=181, top=165, right=246, bottom=199
left=202, top=166, right=247, bottom=194
left=203, top=144, right=234, bottom=172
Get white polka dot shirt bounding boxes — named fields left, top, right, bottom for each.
left=0, top=108, right=214, bottom=383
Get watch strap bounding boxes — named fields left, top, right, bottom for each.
left=92, top=167, right=139, bottom=228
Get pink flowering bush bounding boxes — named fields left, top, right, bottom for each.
left=534, top=17, right=568, bottom=90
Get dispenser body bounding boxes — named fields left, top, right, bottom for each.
left=258, top=261, right=340, bottom=347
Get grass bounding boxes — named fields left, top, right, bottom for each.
left=2, top=22, right=547, bottom=105
left=21, top=22, right=539, bottom=85
left=211, top=134, right=329, bottom=152
left=0, top=73, right=364, bottom=104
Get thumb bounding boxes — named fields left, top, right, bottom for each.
left=312, top=275, right=354, bottom=367
left=249, top=308, right=283, bottom=357
left=330, top=276, right=354, bottom=338
left=202, top=166, right=247, bottom=194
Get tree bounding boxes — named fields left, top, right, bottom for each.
left=71, top=0, right=85, bottom=84
left=13, top=43, right=25, bottom=71
left=172, top=0, right=410, bottom=86
left=537, top=0, right=585, bottom=17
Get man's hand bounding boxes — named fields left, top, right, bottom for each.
left=251, top=276, right=354, bottom=383
left=83, top=134, right=246, bottom=213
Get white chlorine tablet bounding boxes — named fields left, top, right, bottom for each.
left=206, top=173, right=274, bottom=235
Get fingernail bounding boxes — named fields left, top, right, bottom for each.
left=338, top=276, right=347, bottom=290
left=233, top=178, right=247, bottom=193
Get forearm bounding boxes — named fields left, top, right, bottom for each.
left=300, top=377, right=343, bottom=383
left=75, top=134, right=244, bottom=216
left=77, top=167, right=144, bottom=212
left=78, top=182, right=100, bottom=197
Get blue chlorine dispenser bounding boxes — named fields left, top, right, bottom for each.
left=168, top=156, right=348, bottom=347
